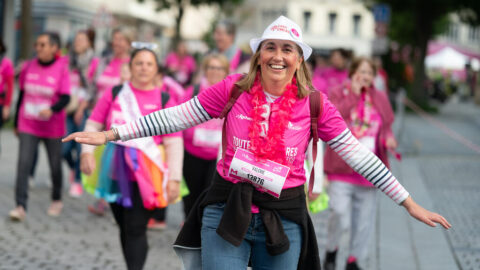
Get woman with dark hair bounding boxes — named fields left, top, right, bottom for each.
left=79, top=47, right=183, bottom=270
left=323, top=57, right=398, bottom=270
left=63, top=30, right=100, bottom=197
left=10, top=32, right=70, bottom=220
left=0, top=38, right=15, bottom=149
left=64, top=16, right=450, bottom=270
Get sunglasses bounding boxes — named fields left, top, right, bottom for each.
left=34, top=42, right=49, bottom=48
left=206, top=66, right=226, bottom=71
left=131, top=41, right=158, bottom=50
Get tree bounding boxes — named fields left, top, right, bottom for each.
left=368, top=0, right=480, bottom=108
left=137, top=0, right=243, bottom=46
left=19, top=0, right=33, bottom=60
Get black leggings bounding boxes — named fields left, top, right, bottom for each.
left=110, top=183, right=154, bottom=270
left=182, top=150, right=217, bottom=218
left=15, top=133, right=63, bottom=209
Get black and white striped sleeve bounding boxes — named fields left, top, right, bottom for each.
left=116, top=97, right=212, bottom=141
left=327, top=128, right=410, bottom=204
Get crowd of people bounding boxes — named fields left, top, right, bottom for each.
left=1, top=15, right=451, bottom=270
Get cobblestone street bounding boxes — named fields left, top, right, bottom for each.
left=0, top=98, right=479, bottom=270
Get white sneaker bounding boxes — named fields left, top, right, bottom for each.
left=9, top=206, right=26, bottom=221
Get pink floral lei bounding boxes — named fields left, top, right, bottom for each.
left=248, top=72, right=298, bottom=165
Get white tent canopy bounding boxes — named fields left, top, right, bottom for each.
left=425, top=47, right=480, bottom=71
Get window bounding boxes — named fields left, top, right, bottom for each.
left=304, top=11, right=312, bottom=33
left=329, top=12, right=337, bottom=34
left=447, top=23, right=459, bottom=41
left=468, top=26, right=479, bottom=42
left=353, top=14, right=361, bottom=36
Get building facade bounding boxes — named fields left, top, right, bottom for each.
left=234, top=0, right=375, bottom=57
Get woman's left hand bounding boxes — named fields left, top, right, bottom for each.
left=402, top=196, right=451, bottom=229
left=38, top=108, right=53, bottom=120
left=167, top=181, right=180, bottom=203
left=386, top=137, right=398, bottom=149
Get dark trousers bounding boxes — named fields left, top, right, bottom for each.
left=62, top=113, right=86, bottom=183
left=182, top=150, right=217, bottom=218
left=15, top=133, right=63, bottom=209
left=110, top=183, right=154, bottom=270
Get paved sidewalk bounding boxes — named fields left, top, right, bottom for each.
left=0, top=99, right=478, bottom=270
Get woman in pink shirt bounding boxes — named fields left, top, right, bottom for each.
left=323, top=57, right=397, bottom=270
left=93, top=27, right=132, bottom=103
left=165, top=40, right=196, bottom=87
left=65, top=16, right=450, bottom=270
left=87, top=27, right=133, bottom=215
left=181, top=53, right=229, bottom=218
left=321, top=48, right=350, bottom=95
left=0, top=38, right=14, bottom=145
left=10, top=32, right=70, bottom=221
left=80, top=47, right=183, bottom=270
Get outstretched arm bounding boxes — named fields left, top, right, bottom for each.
left=327, top=128, right=451, bottom=229
left=63, top=96, right=212, bottom=145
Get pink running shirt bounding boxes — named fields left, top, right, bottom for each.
left=0, top=57, right=15, bottom=106
left=18, top=59, right=71, bottom=138
left=182, top=80, right=223, bottom=160
left=95, top=57, right=129, bottom=101
left=89, top=82, right=181, bottom=144
left=197, top=74, right=347, bottom=189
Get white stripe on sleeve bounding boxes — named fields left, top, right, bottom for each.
left=117, top=97, right=212, bottom=141
left=327, top=129, right=410, bottom=204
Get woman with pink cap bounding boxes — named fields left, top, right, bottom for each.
left=64, top=16, right=451, bottom=270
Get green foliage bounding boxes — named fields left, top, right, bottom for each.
left=137, top=0, right=244, bottom=42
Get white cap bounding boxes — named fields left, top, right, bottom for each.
left=250, top=15, right=312, bottom=60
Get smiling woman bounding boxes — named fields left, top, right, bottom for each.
left=78, top=47, right=184, bottom=270
left=64, top=16, right=451, bottom=270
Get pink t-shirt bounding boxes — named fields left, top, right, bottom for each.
left=312, top=75, right=328, bottom=95
left=0, top=57, right=15, bottom=106
left=164, top=52, right=196, bottom=85
left=322, top=67, right=349, bottom=95
left=162, top=76, right=185, bottom=104
left=69, top=57, right=99, bottom=101
left=197, top=74, right=347, bottom=190
left=95, top=57, right=129, bottom=101
left=182, top=80, right=223, bottom=160
left=18, top=59, right=71, bottom=138
left=89, top=82, right=181, bottom=144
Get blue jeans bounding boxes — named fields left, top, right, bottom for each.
left=201, top=203, right=302, bottom=270
left=62, top=113, right=86, bottom=183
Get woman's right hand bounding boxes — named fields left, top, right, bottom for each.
left=62, top=130, right=112, bottom=145
left=80, top=153, right=96, bottom=175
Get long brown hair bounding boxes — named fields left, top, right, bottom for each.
left=235, top=43, right=313, bottom=99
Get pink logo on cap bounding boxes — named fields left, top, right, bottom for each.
left=290, top=28, right=300, bottom=39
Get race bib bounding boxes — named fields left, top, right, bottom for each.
left=359, top=136, right=375, bottom=152
left=193, top=128, right=222, bottom=148
left=228, top=148, right=290, bottom=198
left=24, top=102, right=50, bottom=121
